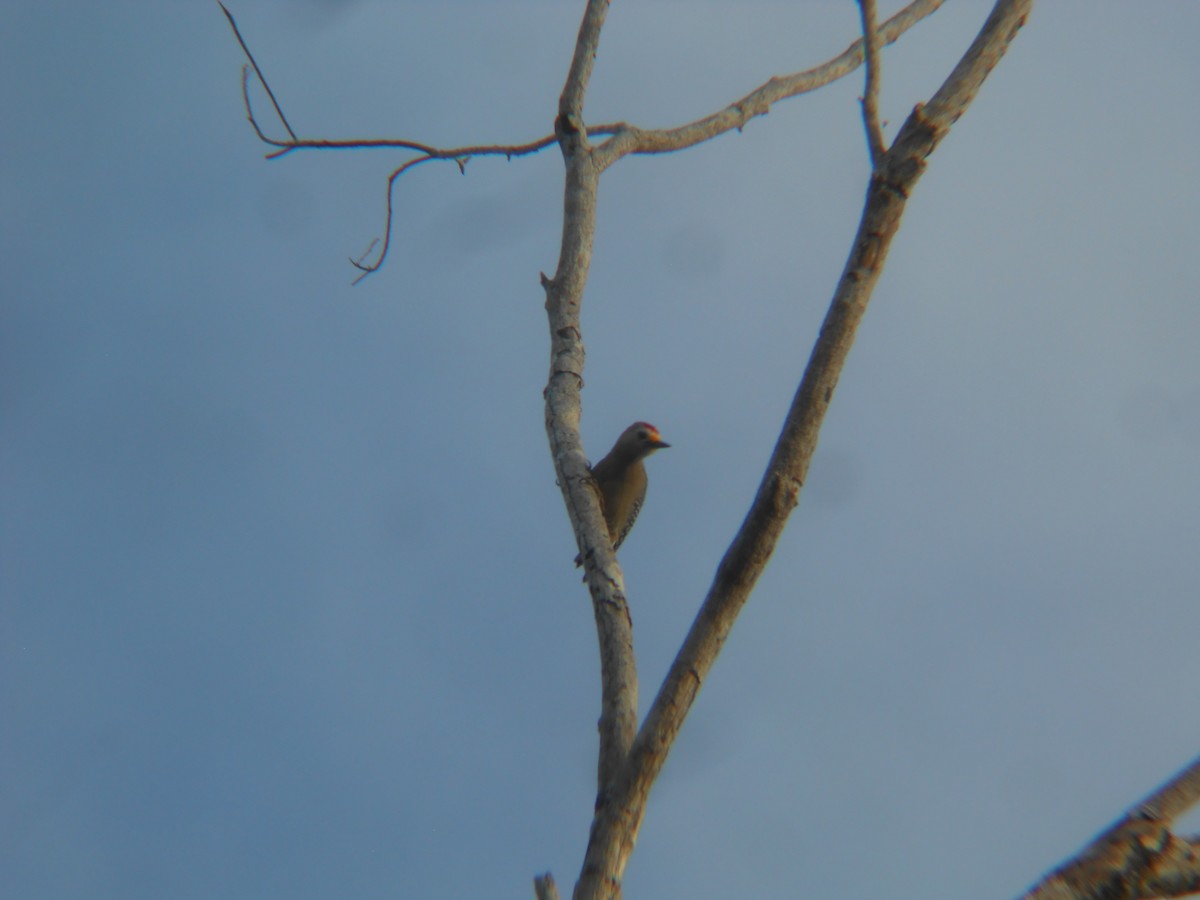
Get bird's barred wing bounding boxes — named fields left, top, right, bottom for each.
left=612, top=485, right=646, bottom=551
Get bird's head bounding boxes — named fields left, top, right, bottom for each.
left=617, top=421, right=670, bottom=459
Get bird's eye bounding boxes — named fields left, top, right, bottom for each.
left=637, top=430, right=648, bottom=439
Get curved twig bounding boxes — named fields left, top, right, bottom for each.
left=348, top=155, right=437, bottom=284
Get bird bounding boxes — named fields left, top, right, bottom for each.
left=574, top=421, right=670, bottom=567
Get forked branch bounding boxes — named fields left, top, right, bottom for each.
left=568, top=1, right=1033, bottom=896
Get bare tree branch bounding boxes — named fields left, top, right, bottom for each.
left=591, top=0, right=943, bottom=169
left=539, top=0, right=639, bottom=823
left=570, top=2, right=1033, bottom=896
left=858, top=0, right=888, bottom=165
left=1022, top=754, right=1200, bottom=900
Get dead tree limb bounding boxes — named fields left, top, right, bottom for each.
left=1022, top=754, right=1200, bottom=900
left=564, top=0, right=1033, bottom=895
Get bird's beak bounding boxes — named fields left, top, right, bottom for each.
left=643, top=425, right=669, bottom=449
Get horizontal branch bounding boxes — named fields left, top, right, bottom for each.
left=224, top=2, right=622, bottom=164
left=250, top=112, right=564, bottom=162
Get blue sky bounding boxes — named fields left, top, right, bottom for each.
left=4, top=2, right=1200, bottom=897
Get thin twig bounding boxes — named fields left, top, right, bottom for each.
left=349, top=155, right=437, bottom=284
left=219, top=1, right=296, bottom=142
left=259, top=131, right=572, bottom=163
left=858, top=0, right=888, bottom=165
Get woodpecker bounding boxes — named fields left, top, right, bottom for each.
left=575, top=421, right=670, bottom=567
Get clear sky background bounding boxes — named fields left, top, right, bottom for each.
left=4, top=2, right=1200, bottom=898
